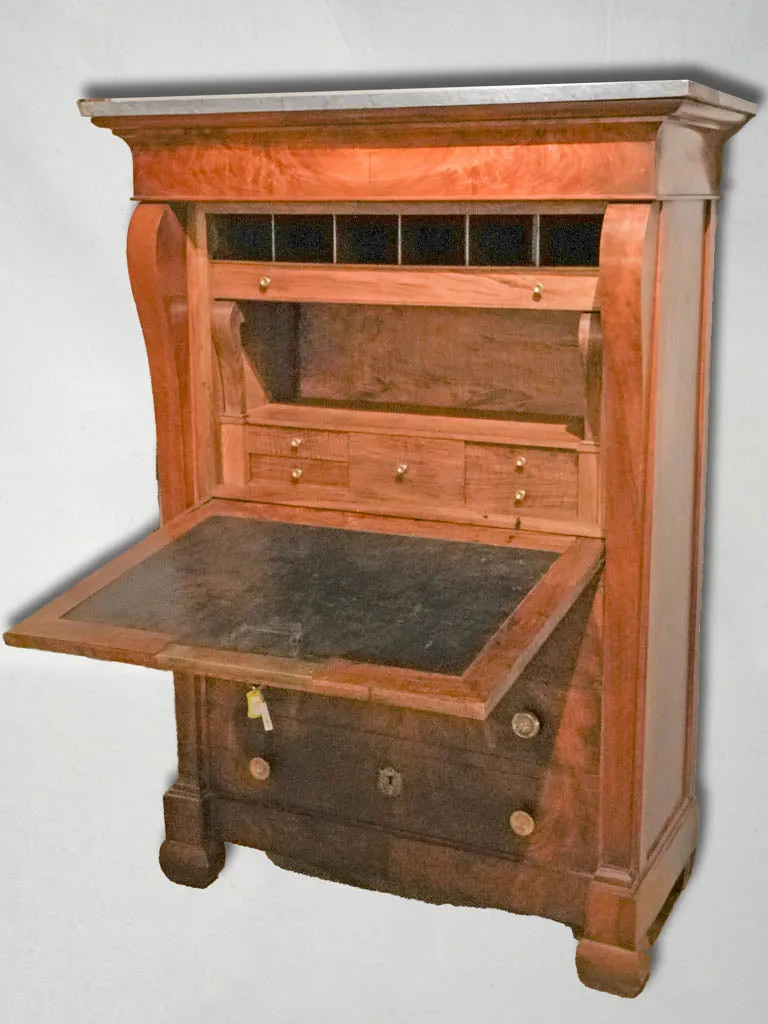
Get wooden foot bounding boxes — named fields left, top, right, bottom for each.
left=575, top=937, right=651, bottom=998
left=159, top=838, right=226, bottom=889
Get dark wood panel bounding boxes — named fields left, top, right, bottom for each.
left=296, top=304, right=586, bottom=416
left=240, top=302, right=300, bottom=401
left=208, top=710, right=597, bottom=871
left=213, top=796, right=590, bottom=928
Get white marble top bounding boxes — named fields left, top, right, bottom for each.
left=78, top=80, right=757, bottom=119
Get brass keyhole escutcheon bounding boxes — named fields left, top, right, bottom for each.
left=377, top=766, right=403, bottom=797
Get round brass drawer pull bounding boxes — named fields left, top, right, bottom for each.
left=377, top=766, right=403, bottom=797
left=259, top=275, right=272, bottom=292
left=291, top=468, right=303, bottom=482
left=290, top=437, right=302, bottom=452
left=532, top=282, right=544, bottom=301
left=515, top=456, right=527, bottom=470
left=511, top=711, right=541, bottom=740
left=514, top=489, right=527, bottom=504
left=509, top=810, right=536, bottom=837
left=394, top=463, right=409, bottom=481
left=248, top=757, right=271, bottom=782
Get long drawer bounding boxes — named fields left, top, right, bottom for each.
left=206, top=682, right=598, bottom=872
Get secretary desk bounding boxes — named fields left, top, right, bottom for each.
left=5, top=80, right=756, bottom=996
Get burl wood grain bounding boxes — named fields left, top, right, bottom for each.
left=115, top=124, right=657, bottom=202
left=296, top=304, right=586, bottom=417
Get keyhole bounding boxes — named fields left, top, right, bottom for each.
left=377, top=766, right=403, bottom=797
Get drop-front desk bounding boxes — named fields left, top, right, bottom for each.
left=5, top=80, right=756, bottom=996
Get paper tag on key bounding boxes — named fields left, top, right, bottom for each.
left=246, top=686, right=274, bottom=731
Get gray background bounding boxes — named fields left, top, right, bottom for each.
left=1, top=2, right=765, bottom=1020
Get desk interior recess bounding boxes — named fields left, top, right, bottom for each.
left=191, top=203, right=605, bottom=539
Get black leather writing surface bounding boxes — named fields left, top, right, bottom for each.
left=65, top=517, right=557, bottom=674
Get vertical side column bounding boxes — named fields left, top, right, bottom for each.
left=575, top=203, right=659, bottom=997
left=126, top=202, right=194, bottom=522
left=128, top=203, right=224, bottom=887
left=596, top=202, right=660, bottom=880
left=159, top=673, right=225, bottom=888
left=186, top=205, right=218, bottom=502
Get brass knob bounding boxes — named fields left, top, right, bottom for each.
left=259, top=275, right=272, bottom=292
left=509, top=810, right=536, bottom=837
left=515, top=455, right=527, bottom=471
left=248, top=756, right=271, bottom=781
left=291, top=468, right=303, bottom=482
left=514, top=489, right=527, bottom=504
left=394, top=463, right=409, bottom=481
left=511, top=711, right=541, bottom=740
left=532, top=282, right=544, bottom=301
left=290, top=437, right=302, bottom=452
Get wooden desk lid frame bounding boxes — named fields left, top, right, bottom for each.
left=4, top=498, right=602, bottom=720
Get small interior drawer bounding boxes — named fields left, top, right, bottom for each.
left=348, top=434, right=465, bottom=508
left=465, top=443, right=578, bottom=518
left=248, top=455, right=348, bottom=501
left=246, top=425, right=348, bottom=462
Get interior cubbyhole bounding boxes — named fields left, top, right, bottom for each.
left=400, top=215, right=465, bottom=265
left=207, top=211, right=604, bottom=268
left=336, top=215, right=399, bottom=264
left=539, top=215, right=603, bottom=267
left=469, top=215, right=534, bottom=266
left=274, top=215, right=334, bottom=262
left=208, top=214, right=272, bottom=261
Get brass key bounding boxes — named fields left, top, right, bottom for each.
left=246, top=686, right=274, bottom=731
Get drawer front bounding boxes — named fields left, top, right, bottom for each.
left=246, top=425, right=348, bottom=462
left=248, top=455, right=348, bottom=501
left=465, top=443, right=578, bottom=518
left=207, top=685, right=597, bottom=872
left=348, top=434, right=465, bottom=508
